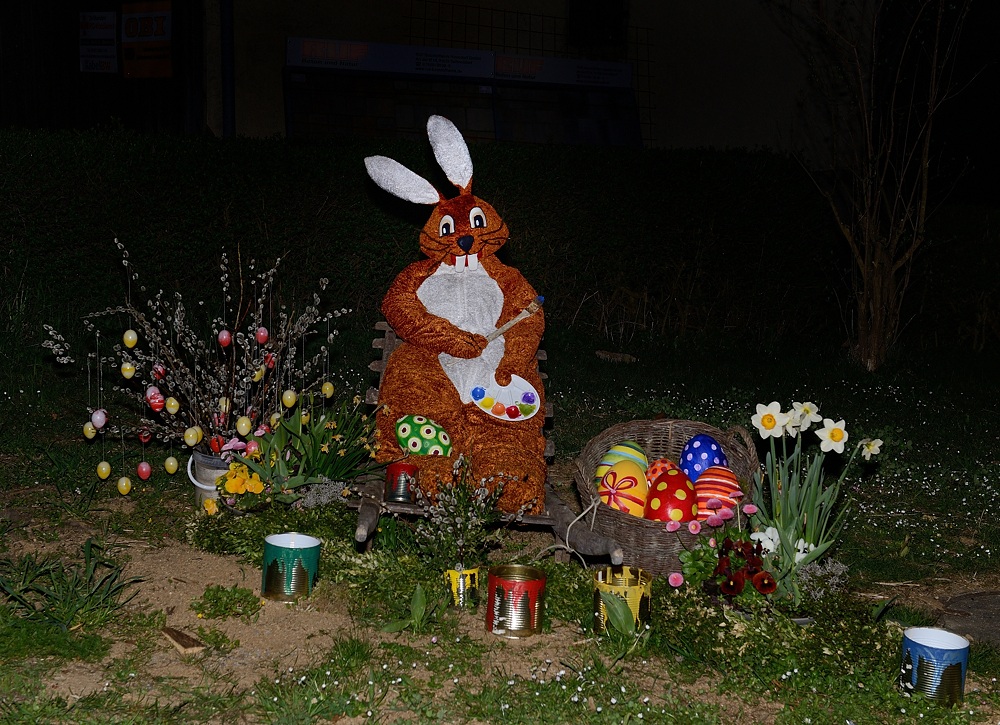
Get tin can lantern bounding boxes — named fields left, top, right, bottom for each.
left=593, top=565, right=652, bottom=634
left=445, top=567, right=480, bottom=607
left=899, top=627, right=969, bottom=706
left=385, top=461, right=419, bottom=503
left=261, top=532, right=322, bottom=602
left=485, top=564, right=546, bottom=638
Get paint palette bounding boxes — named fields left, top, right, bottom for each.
left=470, top=374, right=540, bottom=421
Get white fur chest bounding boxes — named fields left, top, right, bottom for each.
left=417, top=263, right=505, bottom=403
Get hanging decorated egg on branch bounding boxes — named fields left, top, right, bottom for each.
left=281, top=390, right=297, bottom=408
left=255, top=326, right=269, bottom=344
left=97, top=461, right=111, bottom=479
left=136, top=461, right=152, bottom=481
left=121, top=361, right=136, bottom=379
left=322, top=381, right=335, bottom=398
left=91, top=409, right=107, bottom=429
left=165, top=397, right=180, bottom=415
left=164, top=456, right=179, bottom=474
left=117, top=476, right=132, bottom=495
left=83, top=421, right=97, bottom=439
left=218, top=329, right=232, bottom=347
left=123, top=329, right=138, bottom=348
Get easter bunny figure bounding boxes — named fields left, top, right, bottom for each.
left=364, top=115, right=547, bottom=514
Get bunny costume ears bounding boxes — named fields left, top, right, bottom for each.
left=364, top=115, right=474, bottom=203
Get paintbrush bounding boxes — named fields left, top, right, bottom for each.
left=485, top=296, right=544, bottom=342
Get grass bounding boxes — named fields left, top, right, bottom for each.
left=1, top=128, right=999, bottom=722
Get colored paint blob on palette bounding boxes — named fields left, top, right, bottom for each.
left=471, top=374, right=540, bottom=421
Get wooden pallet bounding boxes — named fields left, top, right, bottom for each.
left=350, top=322, right=622, bottom=565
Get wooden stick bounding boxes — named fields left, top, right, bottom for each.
left=485, top=296, right=544, bottom=342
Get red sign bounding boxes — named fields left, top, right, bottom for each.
left=122, top=1, right=172, bottom=78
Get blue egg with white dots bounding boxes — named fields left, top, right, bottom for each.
left=521, top=391, right=536, bottom=405
left=679, top=434, right=728, bottom=483
left=471, top=386, right=486, bottom=401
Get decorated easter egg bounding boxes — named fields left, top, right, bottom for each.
left=145, top=386, right=160, bottom=401
left=97, top=461, right=111, bottom=479
left=255, top=326, right=269, bottom=344
left=117, top=476, right=132, bottom=495
left=593, top=441, right=649, bottom=486
left=121, top=361, right=136, bottom=379
left=644, top=468, right=698, bottom=522
left=165, top=397, right=180, bottom=415
left=183, top=426, right=200, bottom=447
left=679, top=434, right=729, bottom=483
left=152, top=363, right=166, bottom=380
left=694, top=465, right=743, bottom=520
left=137, top=461, right=152, bottom=480
left=148, top=392, right=165, bottom=413
left=236, top=416, right=252, bottom=436
left=281, top=389, right=297, bottom=408
left=322, top=381, right=335, bottom=398
left=645, top=457, right=680, bottom=483
left=83, top=421, right=97, bottom=439
left=138, top=428, right=152, bottom=444
left=123, top=329, right=137, bottom=348
left=91, top=409, right=107, bottom=429
left=300, top=411, right=310, bottom=425
left=395, top=415, right=452, bottom=456
left=264, top=352, right=276, bottom=368
left=164, top=456, right=179, bottom=474
left=253, top=366, right=266, bottom=382
left=597, top=460, right=648, bottom=516
left=218, top=329, right=232, bottom=347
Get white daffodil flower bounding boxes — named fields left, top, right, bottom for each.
left=791, top=401, right=822, bottom=431
left=752, top=402, right=790, bottom=440
left=816, top=418, right=849, bottom=453
left=750, top=526, right=780, bottom=553
left=861, top=438, right=883, bottom=461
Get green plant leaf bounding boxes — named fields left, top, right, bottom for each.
left=599, top=590, right=636, bottom=636
left=381, top=618, right=413, bottom=633
left=410, top=583, right=427, bottom=623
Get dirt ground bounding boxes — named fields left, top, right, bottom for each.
left=3, top=463, right=1000, bottom=722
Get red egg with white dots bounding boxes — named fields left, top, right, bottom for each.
left=644, top=468, right=698, bottom=522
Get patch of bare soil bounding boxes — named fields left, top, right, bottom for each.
left=4, top=467, right=1000, bottom=722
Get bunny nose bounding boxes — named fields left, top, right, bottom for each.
left=457, top=235, right=474, bottom=253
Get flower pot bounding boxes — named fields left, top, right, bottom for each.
left=592, top=565, right=652, bottom=634
left=485, top=564, right=546, bottom=639
left=187, top=451, right=227, bottom=512
left=444, top=567, right=480, bottom=608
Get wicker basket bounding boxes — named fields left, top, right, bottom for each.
left=574, top=419, right=760, bottom=577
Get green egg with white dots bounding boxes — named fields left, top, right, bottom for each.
left=395, top=415, right=452, bottom=456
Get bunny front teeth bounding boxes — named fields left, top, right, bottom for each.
left=450, top=252, right=479, bottom=271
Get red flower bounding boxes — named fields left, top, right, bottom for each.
left=713, top=555, right=732, bottom=577
left=751, top=570, right=777, bottom=595
left=719, top=570, right=746, bottom=596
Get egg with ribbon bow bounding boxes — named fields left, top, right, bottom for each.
left=597, top=460, right=648, bottom=517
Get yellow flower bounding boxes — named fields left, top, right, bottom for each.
left=246, top=473, right=265, bottom=495
left=203, top=498, right=219, bottom=516
left=338, top=449, right=346, bottom=457
left=225, top=469, right=248, bottom=494
left=325, top=420, right=337, bottom=430
left=320, top=443, right=330, bottom=453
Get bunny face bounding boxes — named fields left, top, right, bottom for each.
left=419, top=192, right=508, bottom=265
